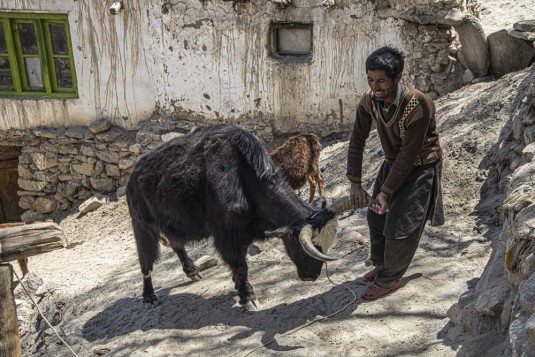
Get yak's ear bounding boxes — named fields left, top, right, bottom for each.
left=310, top=196, right=327, bottom=210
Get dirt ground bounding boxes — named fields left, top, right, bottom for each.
left=12, top=2, right=535, bottom=356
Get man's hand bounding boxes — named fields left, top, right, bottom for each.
left=370, top=192, right=389, bottom=215
left=350, top=182, right=370, bottom=208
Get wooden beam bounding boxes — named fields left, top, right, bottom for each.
left=0, top=222, right=67, bottom=262
left=0, top=263, right=22, bottom=357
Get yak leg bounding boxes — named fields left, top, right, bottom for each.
left=215, top=238, right=258, bottom=310
left=132, top=219, right=160, bottom=307
left=167, top=239, right=202, bottom=282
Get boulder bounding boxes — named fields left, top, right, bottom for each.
left=194, top=255, right=218, bottom=271
left=509, top=30, right=535, bottom=42
left=514, top=20, right=535, bottom=33
left=454, top=15, right=490, bottom=77
left=77, top=194, right=109, bottom=216
left=89, top=118, right=112, bottom=134
left=488, top=30, right=535, bottom=78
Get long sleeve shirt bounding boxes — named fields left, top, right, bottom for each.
left=346, top=85, right=442, bottom=195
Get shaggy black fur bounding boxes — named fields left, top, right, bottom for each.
left=126, top=124, right=331, bottom=307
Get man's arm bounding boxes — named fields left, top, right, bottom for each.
left=347, top=97, right=373, bottom=207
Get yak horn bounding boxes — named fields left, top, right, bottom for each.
left=329, top=195, right=377, bottom=214
left=299, top=224, right=339, bottom=262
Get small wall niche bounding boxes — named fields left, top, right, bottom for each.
left=269, top=22, right=313, bottom=62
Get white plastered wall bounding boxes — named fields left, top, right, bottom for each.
left=0, top=0, right=407, bottom=135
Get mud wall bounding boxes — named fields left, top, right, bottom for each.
left=0, top=0, right=464, bottom=135
left=0, top=0, right=155, bottom=130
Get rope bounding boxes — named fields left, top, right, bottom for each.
left=12, top=269, right=80, bottom=357
left=234, top=248, right=361, bottom=357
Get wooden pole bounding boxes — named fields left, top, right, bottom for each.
left=0, top=222, right=67, bottom=262
left=0, top=263, right=22, bottom=357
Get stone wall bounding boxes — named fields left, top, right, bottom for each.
left=400, top=22, right=459, bottom=99
left=445, top=65, right=535, bottom=356
left=0, top=115, right=273, bottom=222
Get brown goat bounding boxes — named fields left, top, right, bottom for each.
left=270, top=133, right=325, bottom=203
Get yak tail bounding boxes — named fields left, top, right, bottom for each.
left=228, top=126, right=276, bottom=180
left=127, top=184, right=160, bottom=272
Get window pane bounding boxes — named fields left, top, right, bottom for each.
left=19, top=23, right=38, bottom=55
left=49, top=23, right=68, bottom=55
left=277, top=28, right=312, bottom=55
left=25, top=57, right=43, bottom=88
left=0, top=23, right=6, bottom=53
left=55, top=57, right=72, bottom=88
left=0, top=57, right=13, bottom=86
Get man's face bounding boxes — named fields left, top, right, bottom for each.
left=367, top=69, right=401, bottom=103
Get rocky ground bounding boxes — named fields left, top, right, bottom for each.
left=9, top=1, right=535, bottom=356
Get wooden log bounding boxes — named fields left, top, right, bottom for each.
left=0, top=224, right=31, bottom=275
left=0, top=263, right=22, bottom=357
left=0, top=222, right=67, bottom=263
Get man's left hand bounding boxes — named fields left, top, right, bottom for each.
left=370, top=192, right=390, bottom=215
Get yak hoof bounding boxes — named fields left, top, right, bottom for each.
left=143, top=294, right=159, bottom=309
left=243, top=299, right=261, bottom=312
left=143, top=300, right=159, bottom=309
left=188, top=272, right=203, bottom=282
left=144, top=301, right=159, bottom=309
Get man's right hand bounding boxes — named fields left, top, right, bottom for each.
left=350, top=182, right=370, bottom=209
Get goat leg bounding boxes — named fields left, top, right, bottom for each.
left=307, top=176, right=316, bottom=203
left=317, top=170, right=325, bottom=197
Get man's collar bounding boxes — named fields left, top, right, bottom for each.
left=391, top=84, right=404, bottom=107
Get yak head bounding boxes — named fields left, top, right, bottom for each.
left=283, top=196, right=363, bottom=281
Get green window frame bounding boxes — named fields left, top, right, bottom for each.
left=0, top=13, right=77, bottom=98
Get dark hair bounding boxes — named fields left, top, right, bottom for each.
left=365, top=46, right=405, bottom=80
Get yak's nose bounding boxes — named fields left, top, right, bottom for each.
left=298, top=272, right=320, bottom=282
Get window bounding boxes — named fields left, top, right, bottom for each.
left=0, top=13, right=77, bottom=98
left=269, top=22, right=313, bottom=62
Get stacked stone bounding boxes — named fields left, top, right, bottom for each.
left=509, top=20, right=535, bottom=43
left=0, top=115, right=275, bottom=222
left=445, top=66, right=535, bottom=356
left=502, top=65, right=535, bottom=355
left=376, top=1, right=482, bottom=98
left=401, top=22, right=458, bottom=99
left=6, top=119, right=140, bottom=222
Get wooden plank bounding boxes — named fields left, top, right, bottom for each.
left=0, top=222, right=67, bottom=262
left=0, top=263, right=22, bottom=357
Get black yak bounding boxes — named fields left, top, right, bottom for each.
left=126, top=124, right=361, bottom=310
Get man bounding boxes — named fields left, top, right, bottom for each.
left=347, top=46, right=444, bottom=300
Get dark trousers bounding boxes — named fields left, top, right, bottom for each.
left=367, top=160, right=437, bottom=288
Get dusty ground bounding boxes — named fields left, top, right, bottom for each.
left=11, top=2, right=535, bottom=356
